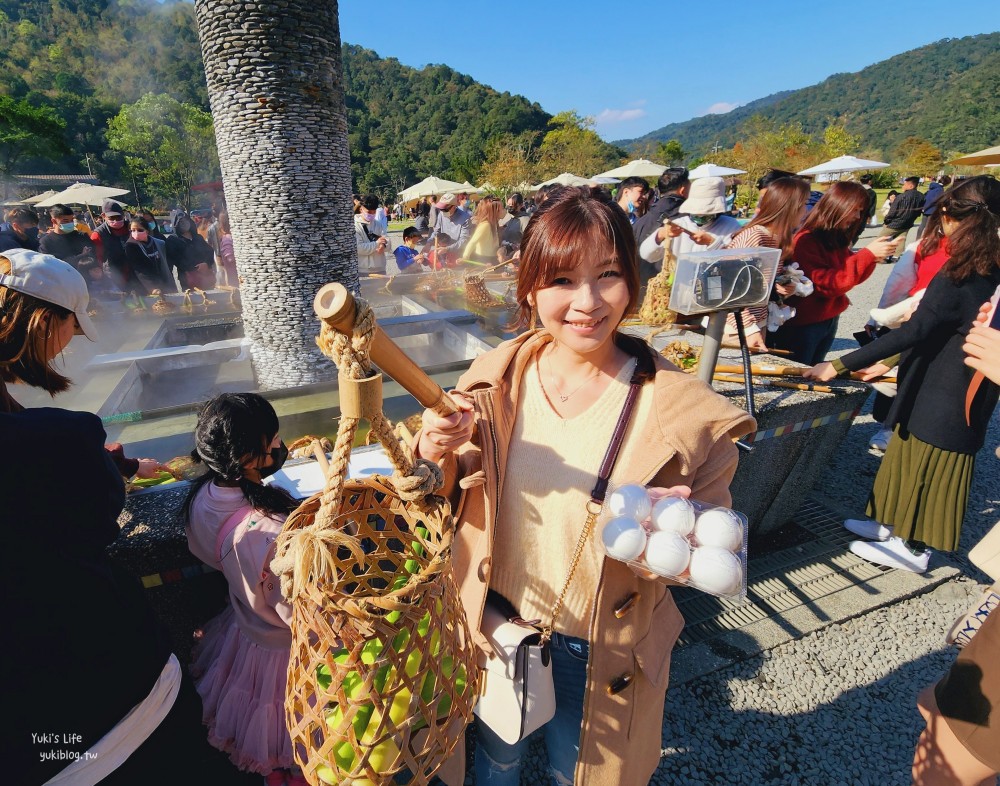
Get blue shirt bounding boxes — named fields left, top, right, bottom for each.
left=393, top=245, right=421, bottom=270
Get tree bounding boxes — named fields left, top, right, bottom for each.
left=655, top=139, right=685, bottom=166
left=0, top=96, right=68, bottom=196
left=896, top=136, right=943, bottom=177
left=712, top=115, right=822, bottom=204
left=107, top=93, right=219, bottom=208
left=822, top=124, right=861, bottom=158
left=480, top=131, right=538, bottom=191
left=195, top=0, right=357, bottom=389
left=536, top=111, right=624, bottom=179
left=713, top=116, right=821, bottom=209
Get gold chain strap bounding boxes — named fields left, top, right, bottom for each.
left=540, top=499, right=604, bottom=645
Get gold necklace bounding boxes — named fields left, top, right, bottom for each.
left=545, top=350, right=603, bottom=403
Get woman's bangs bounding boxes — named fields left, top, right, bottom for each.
left=534, top=211, right=618, bottom=285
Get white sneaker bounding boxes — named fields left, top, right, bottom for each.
left=844, top=519, right=892, bottom=541
left=869, top=427, right=892, bottom=451
left=849, top=537, right=930, bottom=573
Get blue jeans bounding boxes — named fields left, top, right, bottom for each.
left=474, top=633, right=589, bottom=786
left=771, top=316, right=839, bottom=365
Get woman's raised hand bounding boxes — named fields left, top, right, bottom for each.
left=417, top=393, right=475, bottom=462
left=866, top=235, right=898, bottom=261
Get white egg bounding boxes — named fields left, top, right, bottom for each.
left=608, top=484, right=652, bottom=522
left=693, top=508, right=744, bottom=552
left=601, top=516, right=647, bottom=562
left=688, top=546, right=744, bottom=596
left=643, top=531, right=691, bottom=578
left=651, top=496, right=696, bottom=536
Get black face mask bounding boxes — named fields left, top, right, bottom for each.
left=507, top=205, right=519, bottom=215
left=257, top=441, right=289, bottom=479
left=22, top=226, right=40, bottom=242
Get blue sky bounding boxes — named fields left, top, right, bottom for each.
left=340, top=1, right=1000, bottom=143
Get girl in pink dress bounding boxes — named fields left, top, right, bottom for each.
left=182, top=392, right=305, bottom=786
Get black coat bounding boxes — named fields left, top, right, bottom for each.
left=632, top=193, right=686, bottom=248
left=165, top=233, right=215, bottom=275
left=884, top=188, right=925, bottom=231
left=839, top=268, right=1000, bottom=454
left=38, top=229, right=94, bottom=269
left=2, top=402, right=171, bottom=781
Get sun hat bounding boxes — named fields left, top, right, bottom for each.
left=679, top=176, right=727, bottom=216
left=0, top=249, right=98, bottom=341
left=435, top=193, right=458, bottom=209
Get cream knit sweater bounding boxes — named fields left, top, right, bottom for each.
left=490, top=353, right=650, bottom=639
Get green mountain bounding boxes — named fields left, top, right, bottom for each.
left=0, top=0, right=551, bottom=199
left=619, top=33, right=1000, bottom=159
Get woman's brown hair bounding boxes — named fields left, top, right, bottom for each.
left=742, top=177, right=810, bottom=258
left=939, top=175, right=1000, bottom=282
left=798, top=181, right=869, bottom=250
left=0, top=256, right=73, bottom=394
left=515, top=186, right=640, bottom=328
left=472, top=196, right=504, bottom=243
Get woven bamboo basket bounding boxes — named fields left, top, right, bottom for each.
left=273, top=295, right=479, bottom=786
left=639, top=245, right=679, bottom=326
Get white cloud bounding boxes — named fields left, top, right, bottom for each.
left=595, top=107, right=648, bottom=124
left=705, top=102, right=740, bottom=115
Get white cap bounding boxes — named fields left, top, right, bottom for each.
left=0, top=249, right=98, bottom=341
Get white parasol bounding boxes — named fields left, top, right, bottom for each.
left=533, top=172, right=596, bottom=189
left=34, top=182, right=130, bottom=207
left=796, top=155, right=890, bottom=176
left=397, top=176, right=469, bottom=203
left=593, top=159, right=667, bottom=179
left=24, top=190, right=59, bottom=204
left=688, top=163, right=747, bottom=179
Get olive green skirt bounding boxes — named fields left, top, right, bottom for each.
left=866, top=427, right=975, bottom=551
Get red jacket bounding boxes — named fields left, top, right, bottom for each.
left=787, top=230, right=878, bottom=325
left=912, top=239, right=949, bottom=295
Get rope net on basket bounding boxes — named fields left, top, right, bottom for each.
left=272, top=297, right=479, bottom=786
left=639, top=244, right=679, bottom=330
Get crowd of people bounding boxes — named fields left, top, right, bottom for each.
left=0, top=199, right=235, bottom=299
left=3, top=168, right=999, bottom=786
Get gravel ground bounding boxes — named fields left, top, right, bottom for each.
left=490, top=226, right=1000, bottom=785
left=646, top=227, right=1000, bottom=785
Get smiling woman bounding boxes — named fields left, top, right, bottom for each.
left=415, top=186, right=755, bottom=786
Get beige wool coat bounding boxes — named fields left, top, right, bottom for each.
left=433, top=330, right=755, bottom=786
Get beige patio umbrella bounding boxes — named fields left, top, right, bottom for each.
left=533, top=172, right=596, bottom=189
left=34, top=182, right=130, bottom=207
left=947, top=144, right=1000, bottom=167
left=397, top=176, right=469, bottom=204
left=24, top=189, right=58, bottom=204
left=593, top=158, right=667, bottom=179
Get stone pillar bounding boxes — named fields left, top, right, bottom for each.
left=195, top=0, right=358, bottom=388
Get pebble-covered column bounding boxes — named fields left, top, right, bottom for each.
left=195, top=0, right=358, bottom=388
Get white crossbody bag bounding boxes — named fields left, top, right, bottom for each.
left=474, top=357, right=647, bottom=744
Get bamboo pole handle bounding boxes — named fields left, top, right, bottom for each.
left=714, top=373, right=834, bottom=394
left=314, top=283, right=459, bottom=417
left=715, top=364, right=805, bottom=377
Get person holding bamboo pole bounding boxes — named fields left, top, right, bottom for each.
left=805, top=176, right=1000, bottom=571
left=416, top=187, right=754, bottom=785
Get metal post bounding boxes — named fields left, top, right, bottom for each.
left=697, top=310, right=729, bottom=386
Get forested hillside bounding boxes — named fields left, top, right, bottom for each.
left=0, top=0, right=551, bottom=197
left=620, top=33, right=1000, bottom=159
